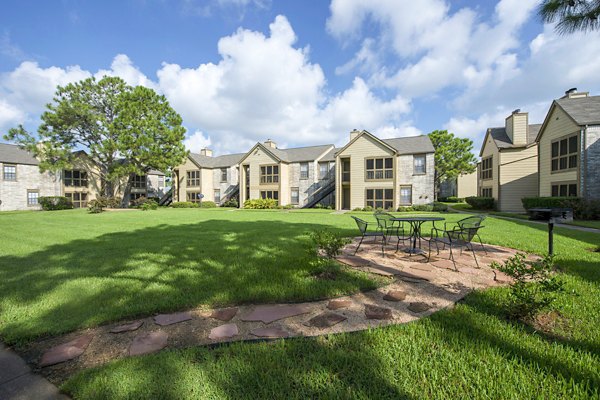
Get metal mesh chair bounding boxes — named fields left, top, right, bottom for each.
left=441, top=215, right=488, bottom=254
left=428, top=225, right=484, bottom=270
left=374, top=211, right=409, bottom=251
left=352, top=216, right=385, bottom=256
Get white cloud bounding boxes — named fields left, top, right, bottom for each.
left=183, top=130, right=212, bottom=153
left=0, top=99, right=25, bottom=131
left=95, top=54, right=157, bottom=90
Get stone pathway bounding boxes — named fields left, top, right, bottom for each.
left=18, top=240, right=529, bottom=387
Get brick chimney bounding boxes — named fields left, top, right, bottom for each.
left=264, top=139, right=277, bottom=149
left=562, top=87, right=589, bottom=99
left=505, top=109, right=528, bottom=146
left=200, top=148, right=213, bottom=157
left=350, top=129, right=361, bottom=141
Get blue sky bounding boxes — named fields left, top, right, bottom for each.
left=1, top=0, right=599, bottom=156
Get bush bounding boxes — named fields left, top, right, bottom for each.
left=221, top=198, right=239, bottom=208
left=200, top=201, right=216, bottom=208
left=397, top=206, right=413, bottom=212
left=352, top=207, right=363, bottom=212
left=521, top=197, right=600, bottom=220
left=88, top=196, right=120, bottom=213
left=170, top=202, right=199, bottom=208
left=363, top=205, right=373, bottom=212
left=491, top=253, right=564, bottom=320
left=433, top=202, right=448, bottom=212
left=411, top=204, right=433, bottom=212
left=310, top=229, right=351, bottom=259
left=243, top=198, right=278, bottom=209
left=465, top=196, right=495, bottom=210
left=140, top=201, right=158, bottom=211
left=38, top=196, right=73, bottom=211
left=439, top=196, right=463, bottom=203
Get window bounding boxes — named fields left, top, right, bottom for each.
left=27, top=190, right=39, bottom=206
left=291, top=187, right=299, bottom=204
left=260, top=165, right=279, bottom=184
left=551, top=183, right=577, bottom=197
left=214, top=189, right=221, bottom=203
left=399, top=186, right=412, bottom=206
left=300, top=163, right=309, bottom=179
left=3, top=164, right=16, bottom=181
left=187, top=170, right=200, bottom=187
left=132, top=175, right=147, bottom=189
left=220, top=168, right=227, bottom=182
left=187, top=192, right=202, bottom=203
left=413, top=155, right=426, bottom=174
left=342, top=159, right=350, bottom=182
left=260, top=190, right=279, bottom=203
left=319, top=163, right=329, bottom=179
left=158, top=176, right=165, bottom=187
left=130, top=192, right=144, bottom=203
left=366, top=188, right=394, bottom=210
left=366, top=157, right=393, bottom=180
left=64, top=170, right=88, bottom=187
left=551, top=134, right=578, bottom=172
left=481, top=187, right=492, bottom=197
left=481, top=156, right=493, bottom=180
left=65, top=192, right=87, bottom=208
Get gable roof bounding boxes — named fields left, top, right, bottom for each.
left=479, top=124, right=541, bottom=156
left=382, top=135, right=435, bottom=154
left=189, top=152, right=245, bottom=168
left=0, top=143, right=39, bottom=165
left=320, top=147, right=337, bottom=162
left=237, top=142, right=334, bottom=165
left=536, top=95, right=600, bottom=142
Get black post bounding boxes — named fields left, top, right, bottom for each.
left=548, top=218, right=554, bottom=256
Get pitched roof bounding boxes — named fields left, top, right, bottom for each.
left=487, top=124, right=541, bottom=150
left=272, top=144, right=334, bottom=163
left=188, top=152, right=245, bottom=168
left=382, top=135, right=435, bottom=154
left=0, top=143, right=39, bottom=165
left=320, top=147, right=337, bottom=162
left=555, top=95, right=600, bottom=125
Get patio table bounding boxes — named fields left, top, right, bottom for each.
left=391, top=216, right=445, bottom=254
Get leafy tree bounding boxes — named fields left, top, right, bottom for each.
left=539, top=0, right=600, bottom=34
left=428, top=130, right=477, bottom=200
left=5, top=76, right=187, bottom=206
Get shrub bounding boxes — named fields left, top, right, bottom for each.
left=310, top=229, right=351, bottom=259
left=439, top=196, right=463, bottom=203
left=521, top=197, right=600, bottom=220
left=222, top=198, right=239, bottom=208
left=411, top=204, right=434, bottom=212
left=282, top=204, right=295, bottom=209
left=465, top=196, right=495, bottom=210
left=362, top=205, right=373, bottom=212
left=352, top=207, right=363, bottom=212
left=397, top=206, right=413, bottom=212
left=38, top=196, right=73, bottom=211
left=432, top=202, right=448, bottom=212
left=491, top=253, right=564, bottom=320
left=140, top=201, right=158, bottom=211
left=87, top=196, right=120, bottom=213
left=243, top=198, right=278, bottom=209
left=200, top=201, right=217, bottom=208
left=170, top=202, right=199, bottom=208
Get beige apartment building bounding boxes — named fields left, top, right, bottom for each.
left=335, top=130, right=435, bottom=210
left=478, top=110, right=541, bottom=212
left=536, top=89, right=600, bottom=200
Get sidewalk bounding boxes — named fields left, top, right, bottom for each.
left=0, top=342, right=68, bottom=400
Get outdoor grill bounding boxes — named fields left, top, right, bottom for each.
left=528, top=207, right=574, bottom=255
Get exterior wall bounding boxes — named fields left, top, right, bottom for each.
left=212, top=166, right=239, bottom=204
left=336, top=134, right=395, bottom=210
left=173, top=157, right=205, bottom=202
left=240, top=147, right=280, bottom=204
left=478, top=134, right=499, bottom=199
left=147, top=174, right=166, bottom=199
left=288, top=160, right=322, bottom=207
left=498, top=145, right=538, bottom=212
left=0, top=163, right=61, bottom=211
left=439, top=179, right=457, bottom=198
left=506, top=113, right=528, bottom=146
left=396, top=153, right=434, bottom=205
left=457, top=171, right=478, bottom=199
left=279, top=163, right=290, bottom=206
left=63, top=155, right=104, bottom=203
left=583, top=126, right=600, bottom=200
left=538, top=106, right=580, bottom=197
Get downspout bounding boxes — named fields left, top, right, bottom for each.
left=580, top=126, right=587, bottom=198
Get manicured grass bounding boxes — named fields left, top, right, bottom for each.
left=568, top=220, right=600, bottom=230
left=0, top=208, right=385, bottom=344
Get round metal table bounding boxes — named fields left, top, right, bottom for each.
left=391, top=216, right=445, bottom=254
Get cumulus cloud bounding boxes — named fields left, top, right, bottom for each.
left=184, top=130, right=212, bottom=153
left=95, top=54, right=157, bottom=90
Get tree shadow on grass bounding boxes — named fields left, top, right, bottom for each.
left=0, top=219, right=376, bottom=344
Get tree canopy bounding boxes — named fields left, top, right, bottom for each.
left=5, top=76, right=187, bottom=200
left=428, top=130, right=477, bottom=198
left=539, top=0, right=600, bottom=34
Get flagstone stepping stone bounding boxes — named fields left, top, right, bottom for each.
left=39, top=334, right=93, bottom=367
left=250, top=326, right=289, bottom=338
left=209, top=323, right=238, bottom=340
left=397, top=270, right=432, bottom=282
left=431, top=259, right=455, bottom=270
left=406, top=268, right=437, bottom=281
left=240, top=304, right=311, bottom=324
left=410, top=263, right=434, bottom=272
left=110, top=321, right=143, bottom=333
left=458, top=266, right=481, bottom=275
left=364, top=263, right=401, bottom=276
left=129, top=331, right=168, bottom=356
left=153, top=312, right=192, bottom=326
left=365, top=304, right=393, bottom=320
left=407, top=302, right=431, bottom=314
left=336, top=255, right=370, bottom=267
left=305, top=312, right=347, bottom=328
left=327, top=299, right=352, bottom=310
left=383, top=290, right=407, bottom=302
left=210, top=308, right=238, bottom=322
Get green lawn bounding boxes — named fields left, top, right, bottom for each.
left=2, top=208, right=600, bottom=398
left=569, top=220, right=600, bottom=230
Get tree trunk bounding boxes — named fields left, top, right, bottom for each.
left=120, top=173, right=134, bottom=208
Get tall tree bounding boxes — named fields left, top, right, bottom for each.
left=428, top=130, right=477, bottom=200
left=539, top=0, right=600, bottom=34
left=5, top=76, right=187, bottom=205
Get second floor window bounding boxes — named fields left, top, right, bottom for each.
left=366, top=157, right=393, bottom=180
left=300, top=163, right=309, bottom=179
left=319, top=163, right=329, bottom=179
left=64, top=170, right=88, bottom=187
left=551, top=134, right=578, bottom=172
left=481, top=156, right=492, bottom=180
left=187, top=170, right=200, bottom=187
left=3, top=164, right=16, bottom=181
left=413, top=155, right=426, bottom=174
left=260, top=165, right=279, bottom=184
left=221, top=168, right=227, bottom=182
left=132, top=175, right=147, bottom=189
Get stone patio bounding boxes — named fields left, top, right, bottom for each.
left=19, top=238, right=531, bottom=386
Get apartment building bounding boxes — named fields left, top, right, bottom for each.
left=536, top=89, right=600, bottom=200
left=477, top=110, right=541, bottom=212
left=335, top=130, right=435, bottom=210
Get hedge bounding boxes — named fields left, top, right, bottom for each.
left=244, top=198, right=278, bottom=209
left=38, top=196, right=73, bottom=211
left=170, top=202, right=199, bottom=208
left=465, top=196, right=495, bottom=210
left=522, top=197, right=600, bottom=220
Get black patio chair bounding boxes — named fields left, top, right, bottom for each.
left=441, top=215, right=488, bottom=254
left=427, top=225, right=484, bottom=270
left=374, top=211, right=410, bottom=251
left=351, top=216, right=385, bottom=256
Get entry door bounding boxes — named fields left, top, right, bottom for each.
left=342, top=187, right=350, bottom=210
